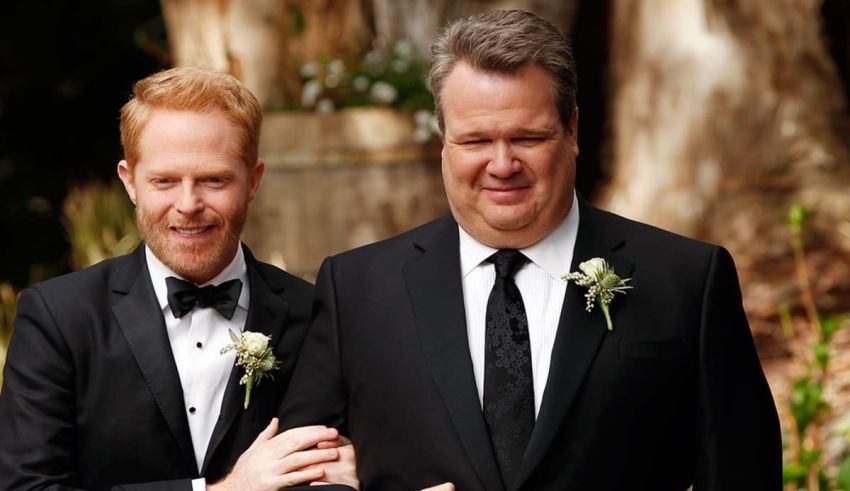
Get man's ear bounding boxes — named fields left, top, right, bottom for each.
left=117, top=160, right=137, bottom=205
left=568, top=107, right=579, bottom=156
left=248, top=160, right=265, bottom=201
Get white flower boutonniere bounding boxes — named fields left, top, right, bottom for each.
left=562, top=257, right=632, bottom=331
left=220, top=330, right=280, bottom=409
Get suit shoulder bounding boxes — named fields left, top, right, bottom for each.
left=253, top=260, right=313, bottom=298
left=27, top=253, right=135, bottom=303
left=330, top=215, right=452, bottom=265
left=586, top=204, right=718, bottom=258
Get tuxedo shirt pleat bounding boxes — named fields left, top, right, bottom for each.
left=460, top=194, right=579, bottom=417
left=146, top=246, right=250, bottom=473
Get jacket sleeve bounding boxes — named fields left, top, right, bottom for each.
left=693, top=246, right=783, bottom=490
left=277, top=256, right=348, bottom=433
left=0, top=287, right=87, bottom=490
left=0, top=288, right=195, bottom=491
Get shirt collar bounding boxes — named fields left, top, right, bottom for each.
left=145, top=244, right=250, bottom=312
left=458, top=191, right=580, bottom=281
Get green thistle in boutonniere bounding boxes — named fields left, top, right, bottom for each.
left=562, top=257, right=632, bottom=331
left=220, top=330, right=280, bottom=409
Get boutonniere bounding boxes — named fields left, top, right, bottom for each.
left=562, top=257, right=632, bottom=331
left=220, top=330, right=280, bottom=409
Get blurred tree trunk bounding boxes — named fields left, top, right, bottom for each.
left=160, top=0, right=371, bottom=108
left=159, top=0, right=582, bottom=107
left=370, top=0, right=581, bottom=59
left=600, top=0, right=850, bottom=329
left=371, top=0, right=453, bottom=59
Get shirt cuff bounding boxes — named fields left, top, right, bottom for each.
left=191, top=477, right=207, bottom=491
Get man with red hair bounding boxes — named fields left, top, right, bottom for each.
left=0, top=67, right=357, bottom=491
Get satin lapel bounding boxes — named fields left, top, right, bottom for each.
left=202, top=247, right=290, bottom=472
left=403, top=218, right=506, bottom=491
left=111, top=246, right=196, bottom=472
left=513, top=202, right=635, bottom=490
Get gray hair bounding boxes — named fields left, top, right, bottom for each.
left=429, top=9, right=577, bottom=133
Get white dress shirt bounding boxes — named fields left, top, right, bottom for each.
left=146, top=246, right=250, bottom=477
left=459, top=193, right=579, bottom=418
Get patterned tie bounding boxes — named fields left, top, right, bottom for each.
left=165, top=277, right=243, bottom=320
left=483, top=249, right=534, bottom=488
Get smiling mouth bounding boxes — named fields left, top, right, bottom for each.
left=171, top=225, right=213, bottom=235
left=482, top=186, right=531, bottom=204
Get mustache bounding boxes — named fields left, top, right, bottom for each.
left=167, top=215, right=223, bottom=228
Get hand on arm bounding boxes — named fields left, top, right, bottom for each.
left=207, top=418, right=340, bottom=491
left=420, top=483, right=455, bottom=491
left=307, top=436, right=359, bottom=489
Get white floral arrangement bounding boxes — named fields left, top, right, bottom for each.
left=562, top=258, right=632, bottom=331
left=220, top=330, right=280, bottom=409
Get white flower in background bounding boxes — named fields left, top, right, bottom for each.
left=370, top=81, right=398, bottom=104
left=325, top=73, right=342, bottom=88
left=394, top=39, right=414, bottom=60
left=364, top=49, right=383, bottom=67
left=413, top=109, right=437, bottom=143
left=429, top=115, right=442, bottom=137
left=299, top=62, right=318, bottom=79
left=353, top=76, right=370, bottom=92
left=392, top=59, right=410, bottom=73
left=413, top=126, right=432, bottom=144
left=301, top=80, right=322, bottom=108
left=414, top=109, right=433, bottom=127
left=328, top=59, right=345, bottom=75
left=316, top=99, right=335, bottom=114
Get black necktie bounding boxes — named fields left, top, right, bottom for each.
left=165, top=277, right=243, bottom=320
left=484, top=249, right=534, bottom=488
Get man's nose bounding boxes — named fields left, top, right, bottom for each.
left=175, top=182, right=204, bottom=214
left=487, top=140, right=522, bottom=178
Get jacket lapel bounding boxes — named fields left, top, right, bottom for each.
left=513, top=200, right=634, bottom=490
left=403, top=217, right=506, bottom=491
left=201, top=245, right=290, bottom=473
left=111, top=245, right=197, bottom=473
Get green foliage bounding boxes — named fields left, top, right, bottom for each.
left=787, top=204, right=812, bottom=250
left=822, top=317, right=841, bottom=341
left=787, top=203, right=812, bottom=232
left=288, top=7, right=306, bottom=35
left=0, top=282, right=19, bottom=392
left=837, top=453, right=850, bottom=490
left=62, top=182, right=140, bottom=270
left=781, top=202, right=850, bottom=489
left=1, top=181, right=139, bottom=390
left=791, top=375, right=828, bottom=439
left=785, top=448, right=830, bottom=488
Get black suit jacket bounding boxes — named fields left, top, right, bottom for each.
left=0, top=244, right=317, bottom=491
left=280, top=200, right=782, bottom=490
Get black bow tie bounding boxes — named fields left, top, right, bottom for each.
left=165, top=277, right=243, bottom=320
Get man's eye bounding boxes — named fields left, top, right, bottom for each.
left=205, top=177, right=227, bottom=185
left=153, top=178, right=174, bottom=185
left=462, top=139, right=487, bottom=145
left=514, top=137, right=542, bottom=145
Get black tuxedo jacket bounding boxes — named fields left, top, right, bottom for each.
left=280, top=200, right=782, bottom=490
left=0, top=244, right=317, bottom=490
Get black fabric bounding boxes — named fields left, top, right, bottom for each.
left=280, top=199, right=783, bottom=491
left=166, top=277, right=242, bottom=320
left=0, top=245, right=329, bottom=491
left=483, top=250, right=534, bottom=488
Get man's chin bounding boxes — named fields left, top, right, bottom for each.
left=147, top=239, right=234, bottom=282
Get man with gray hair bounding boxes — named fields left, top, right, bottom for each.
left=281, top=9, right=782, bottom=490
